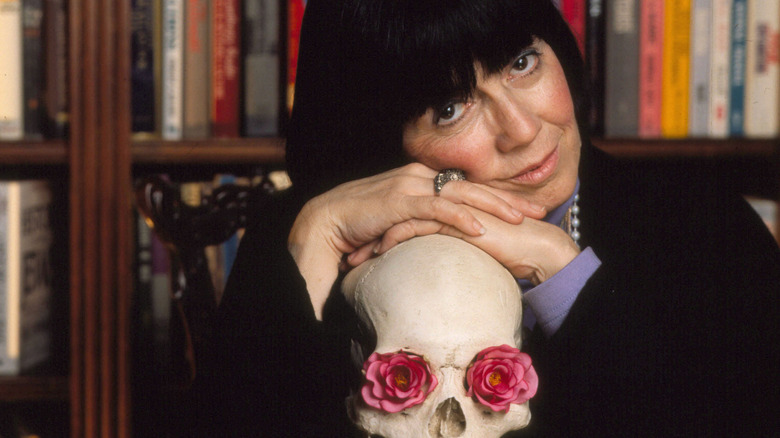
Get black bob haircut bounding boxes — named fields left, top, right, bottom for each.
left=286, top=0, right=590, bottom=197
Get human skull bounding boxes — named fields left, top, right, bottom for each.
left=341, top=235, right=531, bottom=438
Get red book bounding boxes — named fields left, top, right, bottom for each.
left=638, top=0, right=664, bottom=138
left=560, top=0, right=586, bottom=56
left=211, top=0, right=241, bottom=137
left=287, top=0, right=306, bottom=113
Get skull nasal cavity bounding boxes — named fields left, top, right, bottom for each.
left=428, top=397, right=466, bottom=437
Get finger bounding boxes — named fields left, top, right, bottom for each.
left=437, top=180, right=527, bottom=224
left=346, top=240, right=380, bottom=267
left=400, top=195, right=487, bottom=237
left=376, top=219, right=463, bottom=254
left=477, top=184, right=548, bottom=219
left=440, top=180, right=548, bottom=221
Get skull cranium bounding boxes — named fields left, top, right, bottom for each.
left=342, top=235, right=533, bottom=438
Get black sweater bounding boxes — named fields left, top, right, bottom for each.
left=191, top=145, right=780, bottom=437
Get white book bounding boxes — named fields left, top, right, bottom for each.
left=744, top=0, right=780, bottom=137
left=688, top=0, right=711, bottom=137
left=162, top=0, right=184, bottom=139
left=0, top=0, right=24, bottom=140
left=708, top=0, right=732, bottom=137
left=0, top=180, right=53, bottom=375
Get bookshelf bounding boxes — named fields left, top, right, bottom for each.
left=0, top=1, right=777, bottom=437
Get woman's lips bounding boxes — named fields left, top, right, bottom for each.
left=512, top=147, right=559, bottom=185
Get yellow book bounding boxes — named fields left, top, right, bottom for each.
left=661, top=0, right=691, bottom=138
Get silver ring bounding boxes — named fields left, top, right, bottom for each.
left=433, top=169, right=466, bottom=195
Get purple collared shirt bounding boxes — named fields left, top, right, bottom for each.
left=519, top=181, right=601, bottom=337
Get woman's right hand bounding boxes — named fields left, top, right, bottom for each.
left=287, top=163, right=546, bottom=319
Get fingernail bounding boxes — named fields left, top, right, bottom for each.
left=511, top=208, right=524, bottom=218
left=372, top=243, right=381, bottom=254
left=474, top=221, right=486, bottom=235
left=531, top=204, right=546, bottom=213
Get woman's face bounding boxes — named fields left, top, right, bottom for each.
left=403, top=39, right=581, bottom=211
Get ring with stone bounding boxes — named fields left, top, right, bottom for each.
left=433, top=169, right=466, bottom=195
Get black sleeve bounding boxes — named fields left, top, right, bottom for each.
left=188, top=191, right=359, bottom=436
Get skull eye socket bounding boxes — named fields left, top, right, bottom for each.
left=360, top=350, right=439, bottom=413
left=465, top=344, right=539, bottom=413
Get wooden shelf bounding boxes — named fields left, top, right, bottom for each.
left=0, top=140, right=68, bottom=165
left=132, top=137, right=286, bottom=165
left=132, top=137, right=779, bottom=164
left=594, top=137, right=779, bottom=158
left=0, top=376, right=69, bottom=402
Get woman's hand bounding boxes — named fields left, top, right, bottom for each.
left=374, top=206, right=580, bottom=285
left=440, top=207, right=580, bottom=285
left=287, top=163, right=547, bottom=319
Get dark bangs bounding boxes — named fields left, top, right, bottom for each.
left=337, top=0, right=578, bottom=124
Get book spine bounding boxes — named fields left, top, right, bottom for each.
left=0, top=0, right=24, bottom=140
left=0, top=184, right=8, bottom=372
left=183, top=0, right=210, bottom=138
left=22, top=0, right=44, bottom=139
left=604, top=0, right=639, bottom=137
left=243, top=0, right=280, bottom=137
left=586, top=0, right=606, bottom=135
left=286, top=0, right=306, bottom=114
left=0, top=181, right=53, bottom=375
left=131, top=0, right=157, bottom=135
left=661, top=0, right=691, bottom=138
left=161, top=0, right=184, bottom=139
left=561, top=0, right=586, bottom=56
left=16, top=181, right=53, bottom=372
left=211, top=0, right=241, bottom=137
left=638, top=0, right=663, bottom=138
left=728, top=0, right=748, bottom=137
left=707, top=0, right=732, bottom=138
left=216, top=174, right=238, bottom=305
left=42, top=0, right=68, bottom=139
left=688, top=0, right=710, bottom=137
left=743, top=0, right=780, bottom=138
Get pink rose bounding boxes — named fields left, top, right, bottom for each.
left=466, top=344, right=538, bottom=412
left=361, top=350, right=438, bottom=413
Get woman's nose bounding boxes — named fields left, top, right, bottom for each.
left=492, top=94, right=541, bottom=153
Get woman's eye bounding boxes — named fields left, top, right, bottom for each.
left=434, top=101, right=467, bottom=126
left=510, top=50, right=540, bottom=77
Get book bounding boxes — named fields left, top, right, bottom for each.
left=211, top=0, right=241, bottom=137
left=22, top=0, right=44, bottom=139
left=687, top=0, right=710, bottom=137
left=638, top=0, right=663, bottom=138
left=728, top=0, right=748, bottom=137
left=243, top=0, right=280, bottom=137
left=0, top=180, right=54, bottom=375
left=604, top=0, right=639, bottom=137
left=131, top=0, right=157, bottom=135
left=560, top=0, right=586, bottom=56
left=183, top=0, right=210, bottom=138
left=0, top=0, right=24, bottom=140
left=585, top=0, right=606, bottom=136
left=41, top=0, right=69, bottom=139
left=660, top=0, right=691, bottom=138
left=286, top=0, right=306, bottom=114
left=161, top=0, right=184, bottom=139
left=707, top=0, right=732, bottom=138
left=743, top=0, right=779, bottom=138
left=745, top=196, right=778, bottom=241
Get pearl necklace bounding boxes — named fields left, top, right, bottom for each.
left=561, top=194, right=581, bottom=248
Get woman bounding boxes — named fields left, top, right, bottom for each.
left=192, top=0, right=779, bottom=436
